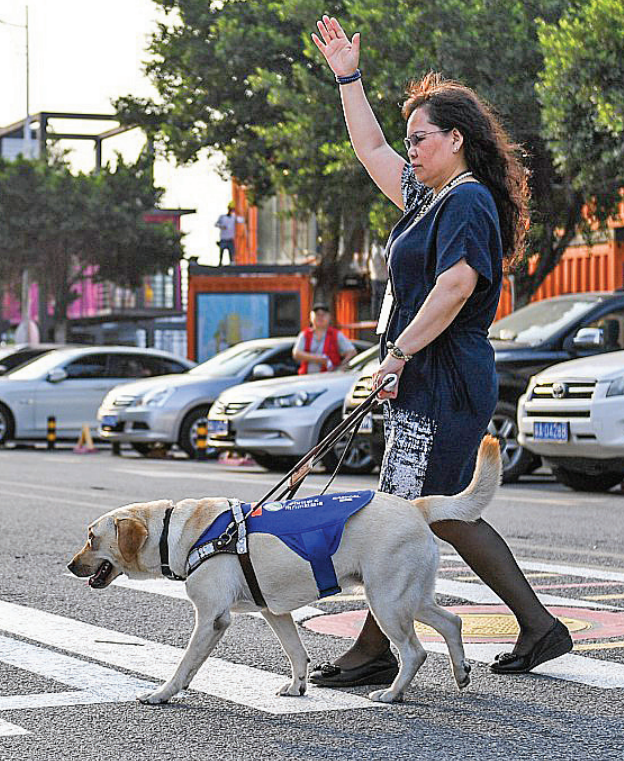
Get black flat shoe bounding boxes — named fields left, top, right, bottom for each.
left=309, top=648, right=399, bottom=687
left=489, top=619, right=573, bottom=675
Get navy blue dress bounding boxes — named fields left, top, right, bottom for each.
left=379, top=165, right=502, bottom=497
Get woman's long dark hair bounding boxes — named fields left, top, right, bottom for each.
left=402, top=73, right=528, bottom=267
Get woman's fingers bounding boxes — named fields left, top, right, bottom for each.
left=316, top=19, right=332, bottom=45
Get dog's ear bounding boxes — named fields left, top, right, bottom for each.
left=115, top=517, right=148, bottom=563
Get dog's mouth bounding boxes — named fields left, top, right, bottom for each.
left=89, top=561, right=115, bottom=589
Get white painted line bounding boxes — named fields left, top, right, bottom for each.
left=434, top=578, right=618, bottom=610
left=0, top=718, right=29, bottom=737
left=0, top=602, right=384, bottom=714
left=0, top=635, right=156, bottom=711
left=441, top=553, right=624, bottom=586
left=1, top=487, right=115, bottom=510
left=425, top=641, right=624, bottom=689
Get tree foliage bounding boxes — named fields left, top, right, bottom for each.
left=116, top=0, right=623, bottom=304
left=0, top=155, right=183, bottom=338
left=537, top=0, right=624, bottom=223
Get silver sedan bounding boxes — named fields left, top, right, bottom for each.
left=207, top=345, right=379, bottom=474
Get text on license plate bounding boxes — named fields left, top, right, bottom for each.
left=207, top=419, right=229, bottom=437
left=101, top=415, right=118, bottom=428
left=533, top=421, right=569, bottom=442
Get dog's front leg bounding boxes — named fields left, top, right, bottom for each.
left=261, top=610, right=309, bottom=697
left=137, top=609, right=231, bottom=705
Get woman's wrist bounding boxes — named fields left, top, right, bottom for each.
left=386, top=341, right=413, bottom=363
left=335, top=69, right=362, bottom=85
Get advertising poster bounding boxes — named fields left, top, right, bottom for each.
left=196, top=293, right=270, bottom=361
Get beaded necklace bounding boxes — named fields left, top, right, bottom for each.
left=411, top=170, right=474, bottom=226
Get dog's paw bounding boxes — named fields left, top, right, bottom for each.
left=454, top=662, right=471, bottom=690
left=277, top=681, right=307, bottom=697
left=368, top=688, right=403, bottom=704
left=137, top=690, right=170, bottom=705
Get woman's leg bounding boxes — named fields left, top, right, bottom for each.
left=430, top=517, right=555, bottom=653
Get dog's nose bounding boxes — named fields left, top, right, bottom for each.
left=67, top=560, right=77, bottom=575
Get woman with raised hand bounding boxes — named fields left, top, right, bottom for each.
left=309, top=16, right=572, bottom=688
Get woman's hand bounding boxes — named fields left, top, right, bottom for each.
left=311, top=16, right=360, bottom=77
left=373, top=355, right=405, bottom=400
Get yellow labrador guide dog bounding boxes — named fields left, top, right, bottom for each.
left=68, top=435, right=501, bottom=704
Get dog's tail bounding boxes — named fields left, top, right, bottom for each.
left=412, top=435, right=501, bottom=525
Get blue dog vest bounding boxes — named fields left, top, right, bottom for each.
left=189, top=490, right=375, bottom=598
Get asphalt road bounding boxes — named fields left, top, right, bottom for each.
left=1, top=445, right=623, bottom=761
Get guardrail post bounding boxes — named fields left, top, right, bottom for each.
left=196, top=422, right=208, bottom=461
left=46, top=416, right=56, bottom=450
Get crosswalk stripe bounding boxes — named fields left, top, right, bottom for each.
left=0, top=601, right=385, bottom=715
left=0, top=635, right=156, bottom=711
left=0, top=718, right=29, bottom=737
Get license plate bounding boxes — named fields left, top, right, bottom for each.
left=533, top=421, right=569, bottom=442
left=101, top=414, right=118, bottom=428
left=359, top=412, right=373, bottom=435
left=207, top=419, right=229, bottom=437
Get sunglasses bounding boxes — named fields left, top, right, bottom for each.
left=403, top=129, right=451, bottom=152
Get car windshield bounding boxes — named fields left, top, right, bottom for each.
left=489, top=297, right=601, bottom=345
left=346, top=344, right=378, bottom=371
left=189, top=345, right=270, bottom=377
left=5, top=351, right=70, bottom=380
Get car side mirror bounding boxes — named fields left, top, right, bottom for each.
left=252, top=363, right=275, bottom=380
left=47, top=368, right=68, bottom=383
left=571, top=327, right=604, bottom=350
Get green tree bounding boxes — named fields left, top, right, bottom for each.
left=117, top=0, right=610, bottom=305
left=537, top=0, right=624, bottom=228
left=0, top=155, right=183, bottom=340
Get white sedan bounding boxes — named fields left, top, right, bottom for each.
left=0, top=346, right=194, bottom=445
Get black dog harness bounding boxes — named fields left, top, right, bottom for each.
left=159, top=501, right=266, bottom=607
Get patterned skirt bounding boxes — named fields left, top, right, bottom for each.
left=378, top=403, right=437, bottom=501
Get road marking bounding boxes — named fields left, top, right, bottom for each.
left=435, top=578, right=618, bottom=610
left=0, top=635, right=156, bottom=711
left=441, top=554, right=624, bottom=584
left=0, top=718, right=29, bottom=737
left=1, top=487, right=116, bottom=510
left=575, top=640, right=624, bottom=652
left=532, top=582, right=624, bottom=591
left=424, top=641, right=624, bottom=689
left=583, top=593, right=624, bottom=601
left=0, top=601, right=384, bottom=715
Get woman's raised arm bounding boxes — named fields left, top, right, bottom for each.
left=312, top=16, right=406, bottom=209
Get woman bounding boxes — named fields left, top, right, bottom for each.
left=309, top=16, right=572, bottom=687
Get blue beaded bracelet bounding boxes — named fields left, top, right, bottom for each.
left=335, top=69, right=362, bottom=85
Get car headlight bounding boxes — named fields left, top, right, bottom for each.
left=138, top=386, right=176, bottom=407
left=606, top=376, right=624, bottom=397
left=258, top=390, right=324, bottom=409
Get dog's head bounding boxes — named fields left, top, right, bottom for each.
left=67, top=499, right=173, bottom=589
left=68, top=497, right=231, bottom=589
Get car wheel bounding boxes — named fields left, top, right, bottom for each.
left=178, top=407, right=217, bottom=459
left=130, top=442, right=172, bottom=457
left=0, top=403, right=14, bottom=445
left=550, top=466, right=623, bottom=492
left=252, top=453, right=299, bottom=472
left=487, top=401, right=538, bottom=484
left=320, top=411, right=376, bottom=475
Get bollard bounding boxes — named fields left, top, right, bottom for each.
left=47, top=416, right=56, bottom=450
left=111, top=441, right=121, bottom=456
left=196, top=422, right=208, bottom=461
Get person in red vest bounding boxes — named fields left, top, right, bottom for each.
left=293, top=303, right=357, bottom=374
